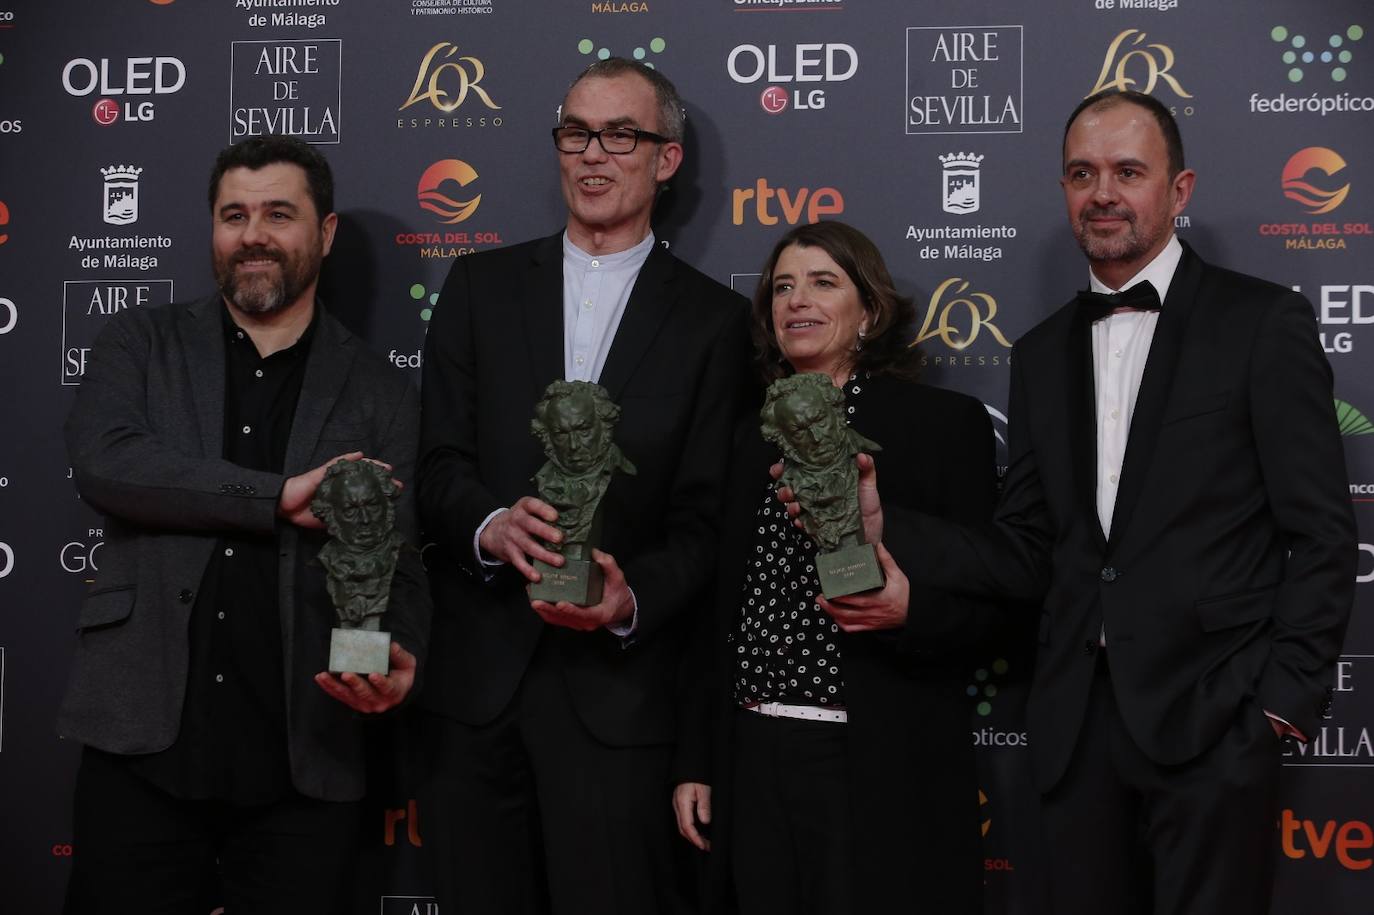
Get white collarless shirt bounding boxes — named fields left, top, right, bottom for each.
left=561, top=231, right=654, bottom=383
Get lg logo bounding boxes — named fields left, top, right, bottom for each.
left=0, top=297, right=15, bottom=334
left=727, top=43, right=858, bottom=114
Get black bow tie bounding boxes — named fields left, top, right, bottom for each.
left=1077, top=281, right=1161, bottom=322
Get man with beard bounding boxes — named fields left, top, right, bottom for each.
left=59, top=135, right=430, bottom=913
left=800, top=89, right=1354, bottom=914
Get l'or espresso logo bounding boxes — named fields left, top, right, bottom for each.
left=1259, top=148, right=1372, bottom=254
left=1290, top=283, right=1373, bottom=357
left=905, top=27, right=1022, bottom=135
left=1283, top=655, right=1372, bottom=768
left=1087, top=29, right=1194, bottom=116
left=61, top=280, right=174, bottom=384
left=395, top=160, right=504, bottom=259
left=62, top=56, right=187, bottom=126
left=726, top=43, right=858, bottom=114
left=230, top=40, right=342, bottom=143
left=398, top=43, right=503, bottom=130
left=912, top=277, right=1012, bottom=367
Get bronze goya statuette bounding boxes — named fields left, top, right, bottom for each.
left=528, top=380, right=637, bottom=606
left=761, top=372, right=884, bottom=598
left=310, top=458, right=403, bottom=674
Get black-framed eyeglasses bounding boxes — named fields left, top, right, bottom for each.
left=552, top=125, right=669, bottom=155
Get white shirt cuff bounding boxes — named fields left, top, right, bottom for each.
left=606, top=587, right=639, bottom=642
left=473, top=507, right=508, bottom=580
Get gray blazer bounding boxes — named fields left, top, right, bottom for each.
left=59, top=294, right=430, bottom=802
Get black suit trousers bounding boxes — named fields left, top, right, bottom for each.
left=419, top=636, right=683, bottom=915
left=1040, top=658, right=1282, bottom=915
left=64, top=747, right=361, bottom=915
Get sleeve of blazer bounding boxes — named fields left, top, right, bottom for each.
left=63, top=309, right=283, bottom=533
left=417, top=254, right=504, bottom=579
left=623, top=298, right=750, bottom=643
left=1249, top=291, right=1356, bottom=737
left=377, top=380, right=432, bottom=675
left=884, top=391, right=1008, bottom=649
left=894, top=352, right=1054, bottom=602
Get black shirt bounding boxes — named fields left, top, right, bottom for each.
left=128, top=305, right=315, bottom=804
left=731, top=374, right=868, bottom=708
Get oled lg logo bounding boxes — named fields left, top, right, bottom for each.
left=727, top=43, right=858, bottom=114
left=62, top=56, right=187, bottom=126
left=1293, top=287, right=1374, bottom=356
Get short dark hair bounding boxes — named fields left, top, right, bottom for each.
left=207, top=135, right=334, bottom=220
left=562, top=57, right=685, bottom=143
left=750, top=221, right=920, bottom=384
left=1063, top=89, right=1185, bottom=178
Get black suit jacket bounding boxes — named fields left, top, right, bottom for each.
left=418, top=233, right=748, bottom=746
left=905, top=243, right=1356, bottom=790
left=681, top=374, right=1001, bottom=914
left=60, top=296, right=431, bottom=802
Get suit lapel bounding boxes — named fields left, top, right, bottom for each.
left=521, top=234, right=567, bottom=394
left=181, top=296, right=228, bottom=459
left=596, top=244, right=676, bottom=402
left=284, top=306, right=354, bottom=474
left=1106, top=244, right=1203, bottom=549
left=1066, top=309, right=1106, bottom=551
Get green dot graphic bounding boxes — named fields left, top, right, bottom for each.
left=577, top=39, right=593, bottom=55
left=977, top=702, right=992, bottom=717
left=1271, top=26, right=1288, bottom=42
left=1330, top=34, right=1343, bottom=48
left=992, top=658, right=1009, bottom=675
left=650, top=37, right=666, bottom=53
left=1348, top=25, right=1364, bottom=41
left=1289, top=67, right=1304, bottom=82
left=1282, top=50, right=1296, bottom=63
left=597, top=47, right=610, bottom=60
left=633, top=47, right=645, bottom=60
left=1339, top=50, right=1353, bottom=63
left=1333, top=67, right=1347, bottom=81
left=409, top=284, right=425, bottom=300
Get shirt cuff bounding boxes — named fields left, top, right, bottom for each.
left=1265, top=710, right=1306, bottom=742
left=473, top=507, right=508, bottom=581
left=606, top=587, right=639, bottom=644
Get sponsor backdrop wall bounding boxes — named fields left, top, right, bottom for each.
left=1, top=0, right=1371, bottom=912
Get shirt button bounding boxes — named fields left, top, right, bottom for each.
left=215, top=674, right=224, bottom=684
left=224, top=547, right=234, bottom=557
left=574, top=354, right=585, bottom=366
left=235, top=331, right=245, bottom=340
left=590, top=259, right=600, bottom=268
left=179, top=589, right=194, bottom=603
left=1100, top=566, right=1119, bottom=583
left=583, top=300, right=593, bottom=310
left=255, top=369, right=264, bottom=378
left=1114, top=349, right=1123, bottom=358
left=1109, top=473, right=1118, bottom=484
left=242, top=425, right=251, bottom=434
left=1110, top=409, right=1119, bottom=420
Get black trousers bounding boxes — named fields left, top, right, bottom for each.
left=64, top=747, right=361, bottom=915
left=419, top=638, right=683, bottom=915
left=1040, top=659, right=1283, bottom=915
left=730, top=710, right=853, bottom=915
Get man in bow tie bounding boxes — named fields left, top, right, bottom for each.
left=830, top=89, right=1355, bottom=914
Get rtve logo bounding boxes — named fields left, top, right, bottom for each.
left=731, top=179, right=844, bottom=226
left=1279, top=809, right=1373, bottom=870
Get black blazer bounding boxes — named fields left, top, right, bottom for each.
left=904, top=243, right=1356, bottom=790
left=417, top=233, right=749, bottom=746
left=60, top=296, right=431, bottom=802
left=681, top=373, right=1000, bottom=914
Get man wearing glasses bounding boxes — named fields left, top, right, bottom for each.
left=417, top=58, right=747, bottom=913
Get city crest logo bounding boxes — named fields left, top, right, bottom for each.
left=101, top=165, right=143, bottom=226
left=939, top=152, right=983, bottom=215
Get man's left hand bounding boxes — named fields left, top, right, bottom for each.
left=530, top=548, right=635, bottom=631
left=817, top=542, right=909, bottom=632
left=314, top=642, right=416, bottom=713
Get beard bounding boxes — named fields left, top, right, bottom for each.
left=214, top=243, right=321, bottom=315
left=1071, top=204, right=1168, bottom=266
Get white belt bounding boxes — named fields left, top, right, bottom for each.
left=744, top=702, right=848, bottom=724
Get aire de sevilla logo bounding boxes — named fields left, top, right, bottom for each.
left=1283, top=147, right=1350, bottom=215
left=417, top=160, right=480, bottom=223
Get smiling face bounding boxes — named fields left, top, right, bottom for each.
left=557, top=72, right=683, bottom=255
left=211, top=162, right=336, bottom=318
left=770, top=243, right=871, bottom=384
left=546, top=391, right=612, bottom=473
left=1061, top=101, right=1194, bottom=287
